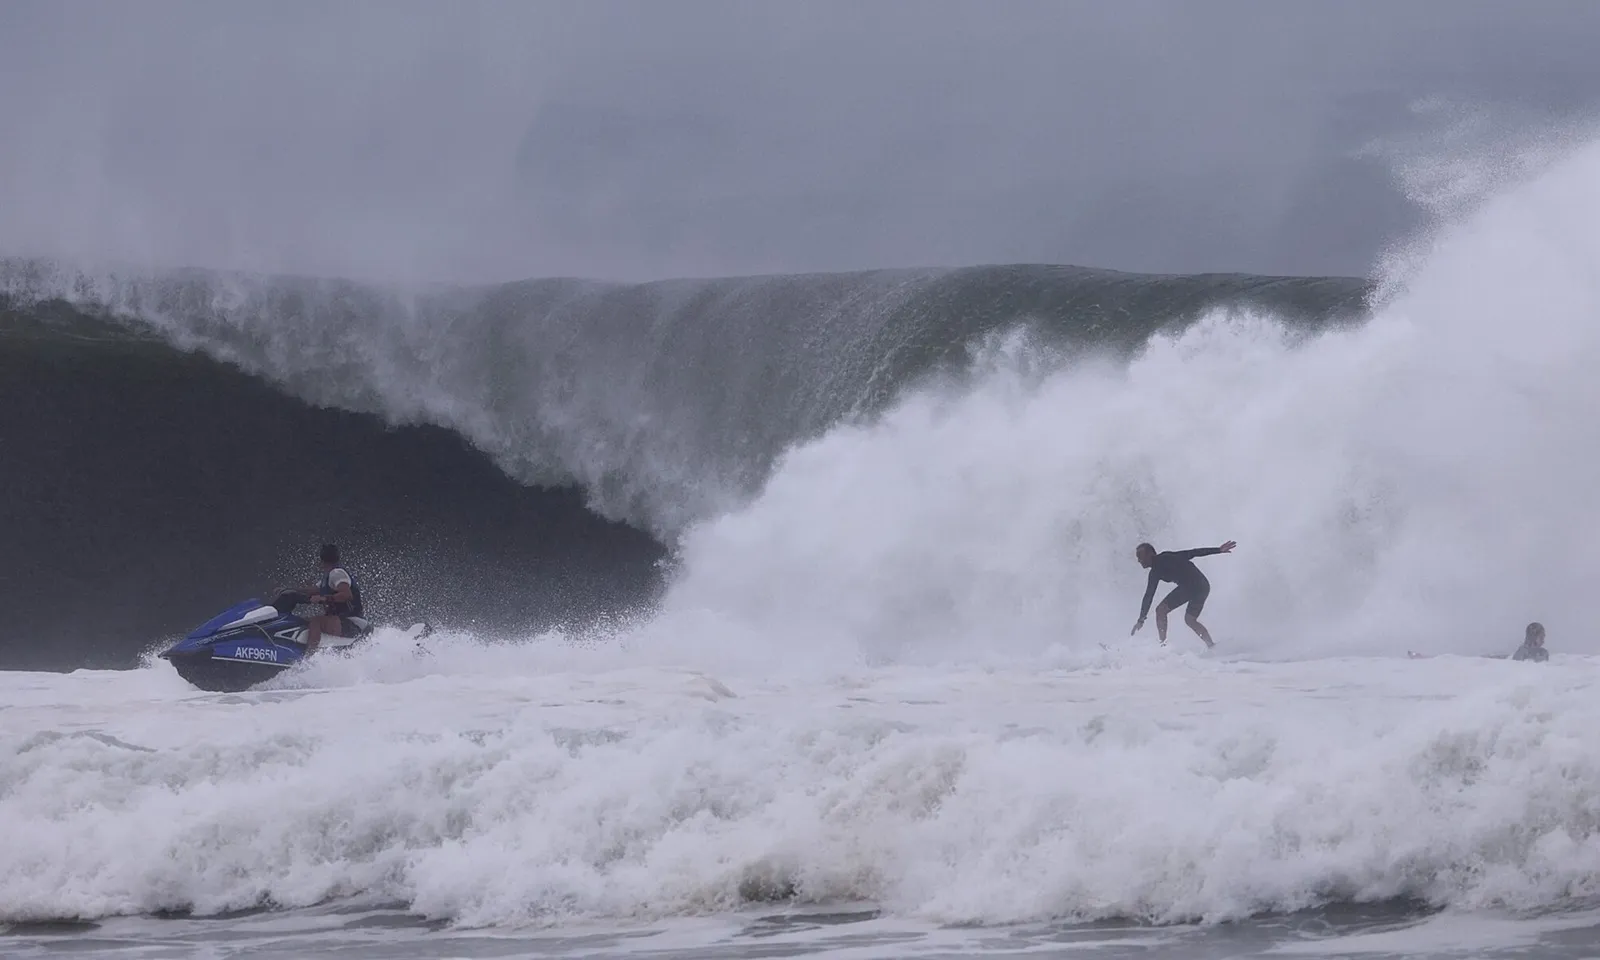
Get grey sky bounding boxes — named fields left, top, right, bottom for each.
left=3, top=0, right=1600, bottom=284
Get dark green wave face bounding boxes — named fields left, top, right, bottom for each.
left=1, top=259, right=1373, bottom=531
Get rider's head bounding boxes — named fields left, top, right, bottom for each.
left=319, top=543, right=340, bottom=569
left=1135, top=542, right=1156, bottom=568
left=1526, top=621, right=1545, bottom=647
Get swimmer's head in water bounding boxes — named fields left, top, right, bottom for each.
left=1135, top=543, right=1156, bottom=567
left=1526, top=622, right=1546, bottom=646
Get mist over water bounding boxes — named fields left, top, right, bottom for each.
left=646, top=136, right=1600, bottom=668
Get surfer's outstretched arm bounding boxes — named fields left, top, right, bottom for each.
left=1175, top=540, right=1236, bottom=561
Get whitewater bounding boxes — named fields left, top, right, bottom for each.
left=5, top=646, right=1600, bottom=958
left=10, top=131, right=1600, bottom=960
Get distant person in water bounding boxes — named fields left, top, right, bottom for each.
left=297, top=543, right=364, bottom=656
left=1511, top=621, right=1549, bottom=661
left=1131, top=540, right=1236, bottom=647
left=1405, top=621, right=1548, bottom=661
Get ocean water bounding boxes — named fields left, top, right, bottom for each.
left=5, top=645, right=1599, bottom=959
left=8, top=98, right=1600, bottom=960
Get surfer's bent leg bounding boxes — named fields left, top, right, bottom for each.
left=1156, top=585, right=1186, bottom=645
left=1182, top=581, right=1214, bottom=647
left=1157, top=585, right=1200, bottom=646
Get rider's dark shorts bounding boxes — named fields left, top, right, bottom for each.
left=320, top=614, right=359, bottom=637
left=1161, top=579, right=1210, bottom=616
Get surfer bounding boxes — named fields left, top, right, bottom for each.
left=297, top=543, right=365, bottom=656
left=1130, top=540, right=1236, bottom=647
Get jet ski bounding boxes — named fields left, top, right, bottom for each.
left=158, top=588, right=431, bottom=692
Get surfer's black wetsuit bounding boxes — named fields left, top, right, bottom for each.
left=1139, top=547, right=1225, bottom=619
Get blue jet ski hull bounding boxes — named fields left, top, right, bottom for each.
left=158, top=591, right=419, bottom=693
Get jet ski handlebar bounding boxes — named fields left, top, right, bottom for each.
left=269, top=588, right=314, bottom=614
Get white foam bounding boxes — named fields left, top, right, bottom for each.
left=1, top=652, right=1596, bottom=928
left=641, top=136, right=1600, bottom=670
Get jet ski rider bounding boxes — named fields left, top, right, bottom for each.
left=299, top=543, right=364, bottom=656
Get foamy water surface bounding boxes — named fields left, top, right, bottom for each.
left=5, top=632, right=1598, bottom=960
